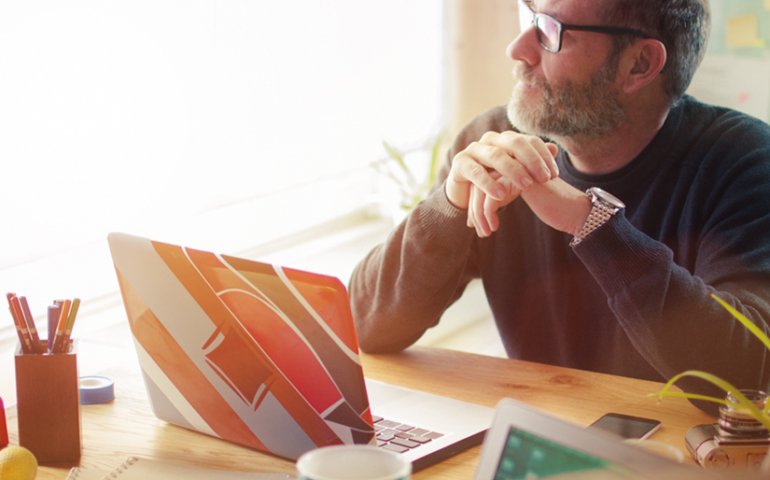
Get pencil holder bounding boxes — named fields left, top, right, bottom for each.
left=14, top=340, right=81, bottom=465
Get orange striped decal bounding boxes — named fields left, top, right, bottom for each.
left=115, top=267, right=269, bottom=451
left=151, top=242, right=343, bottom=448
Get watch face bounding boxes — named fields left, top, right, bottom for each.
left=590, top=187, right=625, bottom=209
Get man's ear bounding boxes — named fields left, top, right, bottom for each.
left=621, top=39, right=667, bottom=94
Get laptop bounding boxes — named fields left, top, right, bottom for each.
left=107, top=232, right=493, bottom=472
left=473, top=398, right=698, bottom=480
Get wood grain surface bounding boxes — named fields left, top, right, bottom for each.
left=5, top=346, right=716, bottom=480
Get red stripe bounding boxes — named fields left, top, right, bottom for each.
left=283, top=267, right=360, bottom=355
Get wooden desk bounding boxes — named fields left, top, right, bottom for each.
left=4, top=346, right=714, bottom=480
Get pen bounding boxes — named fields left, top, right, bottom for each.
left=19, top=296, right=44, bottom=354
left=7, top=293, right=33, bottom=354
left=7, top=293, right=30, bottom=353
left=48, top=303, right=62, bottom=353
left=52, top=299, right=71, bottom=354
left=57, top=298, right=80, bottom=354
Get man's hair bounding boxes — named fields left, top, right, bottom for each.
left=601, top=0, right=711, bottom=104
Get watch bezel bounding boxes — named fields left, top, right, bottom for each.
left=589, top=187, right=625, bottom=211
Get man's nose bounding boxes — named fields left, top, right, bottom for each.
left=506, top=24, right=540, bottom=63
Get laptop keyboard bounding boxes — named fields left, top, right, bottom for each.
left=372, top=415, right=445, bottom=454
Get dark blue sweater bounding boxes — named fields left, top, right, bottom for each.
left=350, top=96, right=770, bottom=415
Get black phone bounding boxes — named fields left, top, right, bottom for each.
left=588, top=413, right=662, bottom=440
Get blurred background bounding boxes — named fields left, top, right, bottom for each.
left=1, top=0, right=768, bottom=404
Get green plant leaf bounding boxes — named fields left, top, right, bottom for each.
left=379, top=135, right=443, bottom=212
left=711, top=293, right=770, bottom=352
left=383, top=141, right=408, bottom=173
left=648, top=390, right=730, bottom=407
left=427, top=133, right=443, bottom=186
left=652, top=369, right=770, bottom=431
left=711, top=293, right=770, bottom=414
left=654, top=370, right=740, bottom=400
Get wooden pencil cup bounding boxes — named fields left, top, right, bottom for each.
left=14, top=340, right=81, bottom=465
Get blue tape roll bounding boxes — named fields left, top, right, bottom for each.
left=80, top=376, right=115, bottom=404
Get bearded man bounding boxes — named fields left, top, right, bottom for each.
left=349, top=0, right=770, bottom=415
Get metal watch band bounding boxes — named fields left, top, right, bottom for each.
left=569, top=202, right=614, bottom=247
left=569, top=187, right=625, bottom=247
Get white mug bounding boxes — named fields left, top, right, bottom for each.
left=296, top=445, right=412, bottom=480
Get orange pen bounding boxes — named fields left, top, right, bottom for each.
left=52, top=299, right=72, bottom=354
left=59, top=298, right=80, bottom=353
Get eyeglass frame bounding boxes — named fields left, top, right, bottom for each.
left=517, top=0, right=653, bottom=53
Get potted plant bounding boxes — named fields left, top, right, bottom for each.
left=372, top=134, right=444, bottom=223
left=652, top=293, right=770, bottom=474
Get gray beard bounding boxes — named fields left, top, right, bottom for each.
left=507, top=65, right=625, bottom=139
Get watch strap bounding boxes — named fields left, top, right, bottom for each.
left=569, top=201, right=615, bottom=247
left=569, top=188, right=624, bottom=247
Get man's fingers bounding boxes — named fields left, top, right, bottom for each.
left=453, top=151, right=507, bottom=200
left=484, top=193, right=501, bottom=234
left=469, top=185, right=492, bottom=237
left=545, top=143, right=560, bottom=178
left=447, top=131, right=559, bottom=211
left=478, top=131, right=560, bottom=184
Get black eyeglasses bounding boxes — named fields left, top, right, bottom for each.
left=518, top=0, right=652, bottom=53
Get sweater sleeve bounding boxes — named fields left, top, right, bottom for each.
left=348, top=179, right=478, bottom=353
left=574, top=156, right=770, bottom=413
left=348, top=106, right=514, bottom=353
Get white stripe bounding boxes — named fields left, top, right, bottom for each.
left=320, top=398, right=345, bottom=418
left=133, top=338, right=219, bottom=437
left=273, top=265, right=361, bottom=365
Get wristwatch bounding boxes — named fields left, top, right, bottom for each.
left=569, top=187, right=625, bottom=247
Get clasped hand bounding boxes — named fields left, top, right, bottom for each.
left=445, top=131, right=590, bottom=238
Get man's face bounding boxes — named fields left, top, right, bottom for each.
left=506, top=0, right=626, bottom=139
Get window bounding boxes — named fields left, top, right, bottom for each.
left=0, top=0, right=444, bottom=327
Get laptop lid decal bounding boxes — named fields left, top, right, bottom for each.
left=110, top=233, right=374, bottom=460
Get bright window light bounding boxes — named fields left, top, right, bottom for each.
left=0, top=0, right=444, bottom=324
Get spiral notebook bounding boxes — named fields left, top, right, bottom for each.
left=66, top=467, right=106, bottom=480
left=67, top=457, right=292, bottom=479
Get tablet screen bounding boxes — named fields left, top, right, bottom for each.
left=493, top=426, right=634, bottom=480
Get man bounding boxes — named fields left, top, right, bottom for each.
left=350, top=0, right=770, bottom=415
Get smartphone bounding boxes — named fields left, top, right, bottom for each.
left=588, top=413, right=662, bottom=440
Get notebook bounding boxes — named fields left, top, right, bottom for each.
left=66, top=467, right=107, bottom=480
left=67, top=457, right=292, bottom=479
left=107, top=232, right=493, bottom=472
left=473, top=398, right=697, bottom=480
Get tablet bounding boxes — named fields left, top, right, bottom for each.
left=473, top=398, right=696, bottom=480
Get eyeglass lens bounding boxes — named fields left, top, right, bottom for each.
left=518, top=0, right=535, bottom=32
left=518, top=0, right=561, bottom=52
left=535, top=16, right=560, bottom=51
